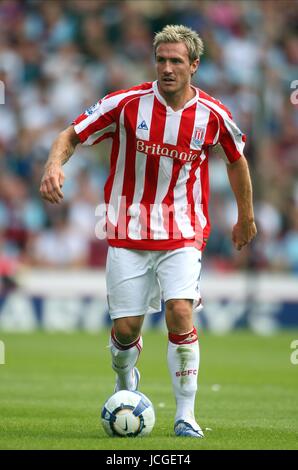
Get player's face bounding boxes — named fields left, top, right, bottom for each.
left=155, top=42, right=199, bottom=97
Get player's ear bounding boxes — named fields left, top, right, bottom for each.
left=191, top=58, right=199, bottom=76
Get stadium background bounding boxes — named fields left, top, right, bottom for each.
left=0, top=0, right=298, bottom=451
left=0, top=0, right=298, bottom=331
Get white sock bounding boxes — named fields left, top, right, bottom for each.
left=109, top=328, right=142, bottom=390
left=167, top=327, right=200, bottom=423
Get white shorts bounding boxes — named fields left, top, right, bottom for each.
left=106, top=246, right=202, bottom=320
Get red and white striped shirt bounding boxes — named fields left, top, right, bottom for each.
left=73, top=81, right=246, bottom=251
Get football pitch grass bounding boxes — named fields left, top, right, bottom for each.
left=0, top=330, right=297, bottom=450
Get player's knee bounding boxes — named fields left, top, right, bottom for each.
left=113, top=318, right=142, bottom=344
left=166, top=299, right=192, bottom=318
left=166, top=299, right=193, bottom=332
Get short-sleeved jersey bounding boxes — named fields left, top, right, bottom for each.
left=73, top=81, right=246, bottom=251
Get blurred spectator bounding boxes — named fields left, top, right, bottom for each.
left=30, top=205, right=88, bottom=268
left=0, top=0, right=297, bottom=272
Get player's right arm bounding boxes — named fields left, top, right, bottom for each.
left=40, top=125, right=80, bottom=204
left=40, top=85, right=142, bottom=204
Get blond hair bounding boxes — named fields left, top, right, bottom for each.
left=153, top=24, right=204, bottom=62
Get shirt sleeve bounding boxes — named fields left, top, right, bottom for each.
left=216, top=107, right=246, bottom=164
left=72, top=97, right=117, bottom=146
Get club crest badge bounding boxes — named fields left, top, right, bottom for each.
left=192, top=126, right=206, bottom=147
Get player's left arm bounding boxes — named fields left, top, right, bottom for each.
left=226, top=155, right=257, bottom=251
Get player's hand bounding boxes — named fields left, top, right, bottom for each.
left=232, top=219, right=257, bottom=251
left=40, top=163, right=65, bottom=204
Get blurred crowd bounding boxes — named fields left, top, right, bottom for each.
left=0, top=0, right=298, bottom=275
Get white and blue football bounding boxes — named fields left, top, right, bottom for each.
left=101, top=390, right=155, bottom=437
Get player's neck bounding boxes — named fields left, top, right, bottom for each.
left=158, top=84, right=196, bottom=112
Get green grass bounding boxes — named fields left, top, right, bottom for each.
left=0, top=330, right=298, bottom=450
